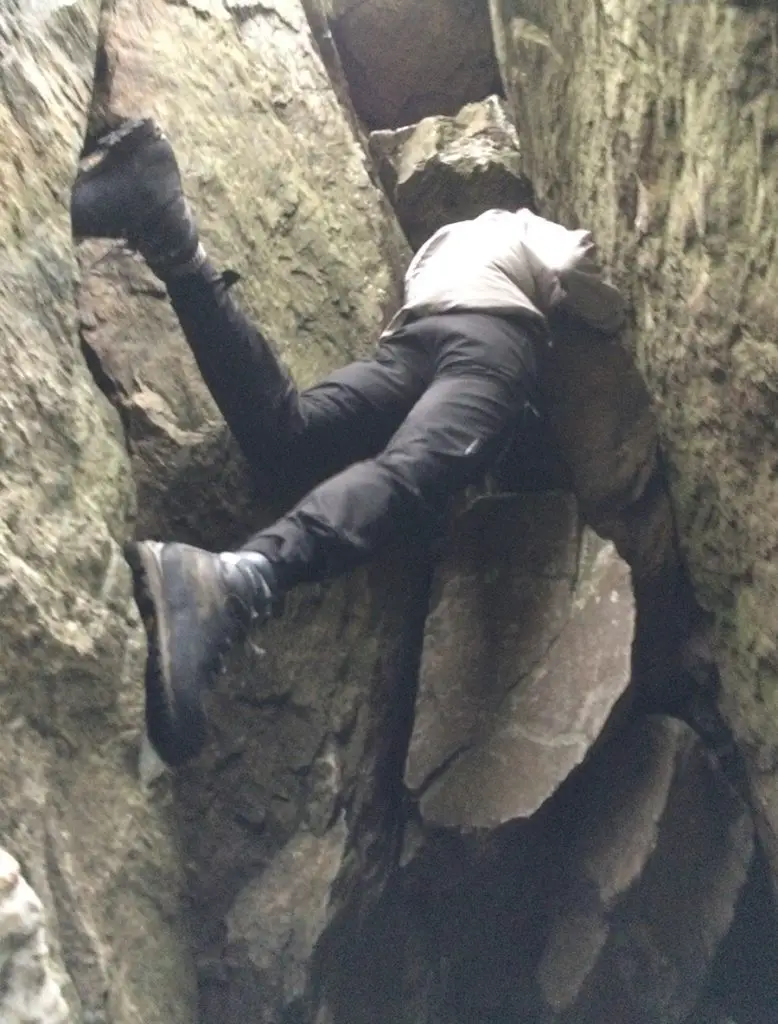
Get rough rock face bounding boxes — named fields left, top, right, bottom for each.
left=6, top=1, right=770, bottom=1021
left=0, top=849, right=68, bottom=1024
left=532, top=309, right=699, bottom=721
left=489, top=0, right=778, bottom=873
left=370, top=95, right=534, bottom=250
left=316, top=41, right=756, bottom=1019
left=178, top=553, right=431, bottom=1024
left=326, top=0, right=502, bottom=129
left=1, top=3, right=195, bottom=1020
left=74, top=2, right=426, bottom=1021
left=406, top=493, right=635, bottom=828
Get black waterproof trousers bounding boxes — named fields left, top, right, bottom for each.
left=166, top=262, right=540, bottom=589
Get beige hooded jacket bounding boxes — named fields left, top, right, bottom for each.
left=383, top=208, right=627, bottom=337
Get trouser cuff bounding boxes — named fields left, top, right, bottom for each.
left=159, top=245, right=242, bottom=291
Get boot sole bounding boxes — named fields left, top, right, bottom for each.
left=125, top=541, right=207, bottom=767
left=71, top=119, right=164, bottom=240
left=79, top=118, right=159, bottom=174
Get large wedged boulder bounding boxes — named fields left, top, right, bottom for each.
left=489, top=0, right=778, bottom=872
left=1, top=4, right=196, bottom=1020
left=370, top=96, right=534, bottom=249
left=406, top=492, right=635, bottom=828
left=74, top=2, right=428, bottom=1020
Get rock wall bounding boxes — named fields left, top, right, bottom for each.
left=0, top=2, right=196, bottom=1020
left=73, top=2, right=428, bottom=1021
left=321, top=715, right=754, bottom=1024
left=310, top=67, right=766, bottom=1024
left=369, top=100, right=696, bottom=721
left=76, top=0, right=409, bottom=544
left=488, top=0, right=778, bottom=873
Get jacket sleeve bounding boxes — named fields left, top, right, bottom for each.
left=557, top=238, right=628, bottom=334
left=522, top=213, right=628, bottom=335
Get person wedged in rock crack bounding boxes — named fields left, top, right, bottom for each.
left=71, top=117, right=627, bottom=768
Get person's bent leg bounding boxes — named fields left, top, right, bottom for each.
left=126, top=316, right=536, bottom=768
left=165, top=266, right=432, bottom=490
left=126, top=354, right=468, bottom=767
left=71, top=116, right=429, bottom=490
left=242, top=366, right=535, bottom=589
left=124, top=323, right=433, bottom=767
left=130, top=371, right=531, bottom=763
left=240, top=313, right=539, bottom=587
left=124, top=326, right=434, bottom=767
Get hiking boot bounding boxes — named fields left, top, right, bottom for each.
left=125, top=541, right=277, bottom=766
left=71, top=118, right=202, bottom=277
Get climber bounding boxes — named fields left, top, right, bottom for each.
left=71, top=117, right=627, bottom=768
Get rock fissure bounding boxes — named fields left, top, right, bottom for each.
left=412, top=740, right=475, bottom=800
